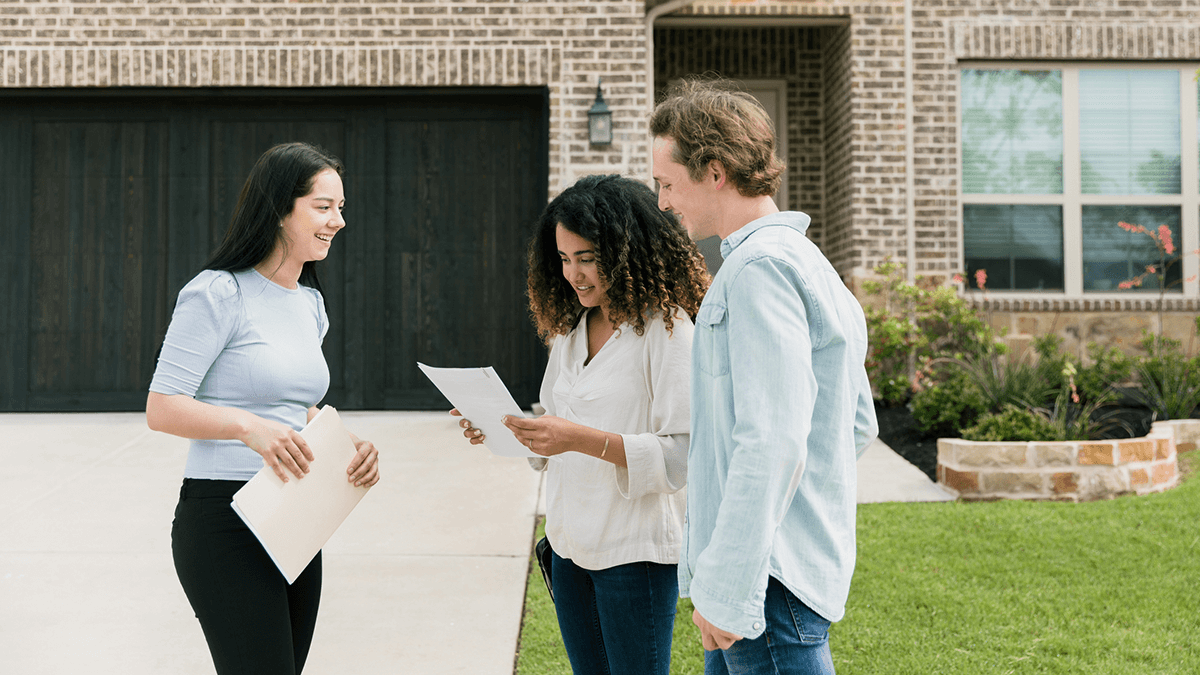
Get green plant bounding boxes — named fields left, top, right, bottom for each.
left=863, top=260, right=1000, bottom=407
left=1031, top=333, right=1072, bottom=393
left=862, top=260, right=928, bottom=407
left=960, top=404, right=1065, bottom=442
left=1075, top=342, right=1133, bottom=406
left=910, top=370, right=988, bottom=438
left=1044, top=383, right=1133, bottom=441
left=940, top=352, right=1059, bottom=413
left=1130, top=331, right=1200, bottom=420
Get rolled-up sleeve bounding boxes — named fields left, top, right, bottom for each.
left=149, top=271, right=240, bottom=397
left=614, top=313, right=692, bottom=500
left=689, top=257, right=817, bottom=639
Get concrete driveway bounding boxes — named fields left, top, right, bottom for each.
left=0, top=411, right=542, bottom=675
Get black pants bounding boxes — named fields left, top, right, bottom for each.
left=172, top=479, right=322, bottom=675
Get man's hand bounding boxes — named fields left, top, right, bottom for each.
left=693, top=608, right=743, bottom=651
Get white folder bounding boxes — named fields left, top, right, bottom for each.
left=231, top=406, right=371, bottom=584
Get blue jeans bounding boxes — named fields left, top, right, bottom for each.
left=704, top=577, right=835, bottom=675
left=551, top=550, right=678, bottom=675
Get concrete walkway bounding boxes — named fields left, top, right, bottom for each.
left=857, top=438, right=956, bottom=504
left=0, top=412, right=948, bottom=674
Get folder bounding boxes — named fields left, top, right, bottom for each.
left=231, top=405, right=371, bottom=584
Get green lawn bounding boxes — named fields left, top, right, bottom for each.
left=515, top=452, right=1199, bottom=674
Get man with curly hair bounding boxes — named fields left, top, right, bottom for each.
left=651, top=78, right=878, bottom=674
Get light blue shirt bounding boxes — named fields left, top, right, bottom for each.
left=149, top=268, right=330, bottom=480
left=680, top=211, right=877, bottom=639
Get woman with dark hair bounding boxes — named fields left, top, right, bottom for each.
left=456, top=174, right=709, bottom=675
left=146, top=142, right=380, bottom=675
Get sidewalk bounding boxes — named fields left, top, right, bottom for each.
left=0, top=412, right=947, bottom=675
left=0, top=411, right=541, bottom=675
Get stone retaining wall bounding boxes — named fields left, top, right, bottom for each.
left=937, top=420, right=1200, bottom=502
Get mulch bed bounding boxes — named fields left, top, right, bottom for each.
left=874, top=401, right=1164, bottom=483
left=874, top=404, right=939, bottom=481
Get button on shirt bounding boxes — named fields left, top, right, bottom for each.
left=681, top=212, right=878, bottom=639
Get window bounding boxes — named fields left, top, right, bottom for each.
left=959, top=64, right=1198, bottom=296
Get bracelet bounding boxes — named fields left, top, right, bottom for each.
left=599, top=434, right=609, bottom=458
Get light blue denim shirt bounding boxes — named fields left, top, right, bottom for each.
left=681, top=211, right=878, bottom=639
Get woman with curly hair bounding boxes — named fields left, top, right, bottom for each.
left=455, top=173, right=708, bottom=674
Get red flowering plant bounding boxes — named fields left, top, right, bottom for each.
left=1115, top=221, right=1196, bottom=291
left=1115, top=221, right=1199, bottom=348
left=1115, top=221, right=1200, bottom=420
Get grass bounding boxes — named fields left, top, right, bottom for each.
left=515, top=450, right=1200, bottom=674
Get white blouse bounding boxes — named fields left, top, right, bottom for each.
left=534, top=307, right=693, bottom=570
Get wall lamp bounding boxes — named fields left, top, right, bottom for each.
left=587, top=78, right=613, bottom=145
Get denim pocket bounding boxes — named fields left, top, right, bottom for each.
left=783, top=590, right=831, bottom=645
left=694, top=302, right=730, bottom=377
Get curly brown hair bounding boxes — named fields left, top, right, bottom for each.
left=526, top=174, right=710, bottom=342
left=650, top=76, right=785, bottom=198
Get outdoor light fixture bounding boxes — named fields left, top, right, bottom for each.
left=587, top=78, right=613, bottom=145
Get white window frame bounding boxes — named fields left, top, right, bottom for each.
left=957, top=61, right=1200, bottom=299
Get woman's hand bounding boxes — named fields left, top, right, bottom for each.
left=450, top=408, right=487, bottom=445
left=502, top=415, right=587, bottom=457
left=240, top=417, right=315, bottom=483
left=346, top=437, right=380, bottom=488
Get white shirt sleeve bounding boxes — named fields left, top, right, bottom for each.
left=613, top=311, right=692, bottom=500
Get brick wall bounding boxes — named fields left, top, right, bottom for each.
left=822, top=23, right=853, bottom=273
left=0, top=0, right=652, bottom=195
left=8, top=0, right=1200, bottom=290
left=653, top=26, right=825, bottom=243
left=671, top=0, right=907, bottom=281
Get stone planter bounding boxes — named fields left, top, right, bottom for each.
left=937, top=420, right=1200, bottom=501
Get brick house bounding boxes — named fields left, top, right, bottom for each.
left=2, top=0, right=1198, bottom=411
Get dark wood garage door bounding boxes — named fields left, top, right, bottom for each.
left=0, top=88, right=549, bottom=412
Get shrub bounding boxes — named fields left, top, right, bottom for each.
left=1045, top=386, right=1133, bottom=441
left=1075, top=342, right=1132, bottom=406
left=945, top=352, right=1059, bottom=412
left=910, top=370, right=988, bottom=438
left=863, top=260, right=1000, bottom=407
left=1032, top=334, right=1071, bottom=393
left=960, top=405, right=1065, bottom=443
left=1130, top=332, right=1200, bottom=420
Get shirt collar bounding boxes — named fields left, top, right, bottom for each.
left=719, top=211, right=812, bottom=258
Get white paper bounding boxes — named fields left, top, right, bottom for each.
left=417, top=362, right=536, bottom=458
left=231, top=406, right=371, bottom=584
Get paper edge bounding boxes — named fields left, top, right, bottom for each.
left=230, top=499, right=301, bottom=584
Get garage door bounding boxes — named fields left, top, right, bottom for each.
left=0, top=88, right=549, bottom=411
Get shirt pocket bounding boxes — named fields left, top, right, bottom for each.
left=694, top=302, right=730, bottom=378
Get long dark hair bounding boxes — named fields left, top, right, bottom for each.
left=526, top=174, right=709, bottom=342
left=204, top=142, right=344, bottom=293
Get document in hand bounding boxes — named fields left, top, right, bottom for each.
left=417, top=362, right=537, bottom=458
left=231, top=406, right=370, bottom=584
